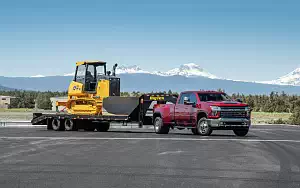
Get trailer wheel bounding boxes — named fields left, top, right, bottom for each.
left=47, top=118, right=53, bottom=130
left=96, top=122, right=110, bottom=132
left=52, top=118, right=63, bottom=131
left=64, top=119, right=77, bottom=131
left=84, top=121, right=95, bottom=131
left=154, top=117, right=169, bottom=134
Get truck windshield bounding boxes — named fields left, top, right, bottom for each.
left=198, top=93, right=232, bottom=102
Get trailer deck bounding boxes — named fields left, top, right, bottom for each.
left=31, top=113, right=130, bottom=125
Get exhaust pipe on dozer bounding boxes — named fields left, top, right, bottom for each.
left=112, top=63, right=118, bottom=76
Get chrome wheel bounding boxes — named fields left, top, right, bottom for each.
left=197, top=117, right=212, bottom=136
left=154, top=118, right=160, bottom=132
left=199, top=120, right=208, bottom=134
left=153, top=116, right=169, bottom=134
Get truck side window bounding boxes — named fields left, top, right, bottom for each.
left=190, top=93, right=197, bottom=104
left=179, top=93, right=189, bottom=104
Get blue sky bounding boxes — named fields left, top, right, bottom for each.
left=1, top=0, right=300, bottom=81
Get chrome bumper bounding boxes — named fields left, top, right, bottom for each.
left=207, top=118, right=251, bottom=128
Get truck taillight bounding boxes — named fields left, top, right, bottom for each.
left=153, top=104, right=159, bottom=109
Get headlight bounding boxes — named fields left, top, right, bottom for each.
left=210, top=106, right=221, bottom=111
left=210, top=106, right=221, bottom=116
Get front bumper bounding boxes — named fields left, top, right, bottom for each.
left=207, top=118, right=251, bottom=129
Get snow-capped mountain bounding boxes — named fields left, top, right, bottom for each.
left=153, top=63, right=218, bottom=79
left=30, top=75, right=46, bottom=78
left=261, top=68, right=300, bottom=86
left=33, top=63, right=218, bottom=79
left=116, top=65, right=150, bottom=74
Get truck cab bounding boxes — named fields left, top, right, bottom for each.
left=153, top=91, right=251, bottom=136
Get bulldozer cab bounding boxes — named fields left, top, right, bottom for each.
left=74, top=61, right=107, bottom=92
left=73, top=61, right=120, bottom=96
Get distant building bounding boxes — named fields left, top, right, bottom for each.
left=0, top=96, right=16, bottom=109
left=50, top=96, right=68, bottom=111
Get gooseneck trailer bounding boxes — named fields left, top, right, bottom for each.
left=31, top=93, right=178, bottom=131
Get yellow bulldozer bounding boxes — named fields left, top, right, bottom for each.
left=57, top=60, right=127, bottom=115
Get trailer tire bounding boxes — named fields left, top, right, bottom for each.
left=196, top=117, right=212, bottom=136
left=96, top=122, right=110, bottom=132
left=64, top=119, right=76, bottom=131
left=52, top=118, right=63, bottom=131
left=233, top=128, right=249, bottom=137
left=154, top=116, right=169, bottom=134
left=47, top=118, right=53, bottom=130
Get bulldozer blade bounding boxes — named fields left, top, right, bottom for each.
left=103, top=96, right=140, bottom=116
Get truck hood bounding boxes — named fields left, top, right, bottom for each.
left=206, top=101, right=248, bottom=107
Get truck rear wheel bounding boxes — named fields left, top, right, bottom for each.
left=52, top=118, right=63, bottom=131
left=96, top=122, right=110, bottom=132
left=154, top=116, right=169, bottom=134
left=196, top=117, right=212, bottom=136
left=233, top=128, right=249, bottom=137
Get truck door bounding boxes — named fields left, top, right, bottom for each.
left=175, top=93, right=188, bottom=125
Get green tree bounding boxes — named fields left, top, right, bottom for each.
left=36, top=93, right=52, bottom=110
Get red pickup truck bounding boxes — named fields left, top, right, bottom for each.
left=153, top=91, right=251, bottom=136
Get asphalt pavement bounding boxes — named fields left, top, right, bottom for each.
left=0, top=125, right=299, bottom=188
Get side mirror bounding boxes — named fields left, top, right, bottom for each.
left=236, top=98, right=243, bottom=103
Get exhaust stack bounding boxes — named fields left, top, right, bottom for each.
left=112, top=63, right=118, bottom=76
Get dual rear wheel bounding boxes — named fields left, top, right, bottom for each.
left=154, top=116, right=170, bottom=134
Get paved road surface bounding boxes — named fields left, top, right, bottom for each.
left=0, top=125, right=299, bottom=188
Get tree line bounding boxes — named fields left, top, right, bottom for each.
left=0, top=90, right=67, bottom=110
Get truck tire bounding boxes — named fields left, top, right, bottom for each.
left=196, top=117, right=212, bottom=136
left=96, top=122, right=110, bottom=132
left=233, top=128, right=249, bottom=137
left=64, top=118, right=77, bottom=131
left=47, top=118, right=53, bottom=130
left=154, top=116, right=169, bottom=134
left=52, top=118, right=63, bottom=131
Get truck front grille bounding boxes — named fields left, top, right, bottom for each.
left=220, top=111, right=247, bottom=118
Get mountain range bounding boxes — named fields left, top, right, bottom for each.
left=1, top=63, right=300, bottom=94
